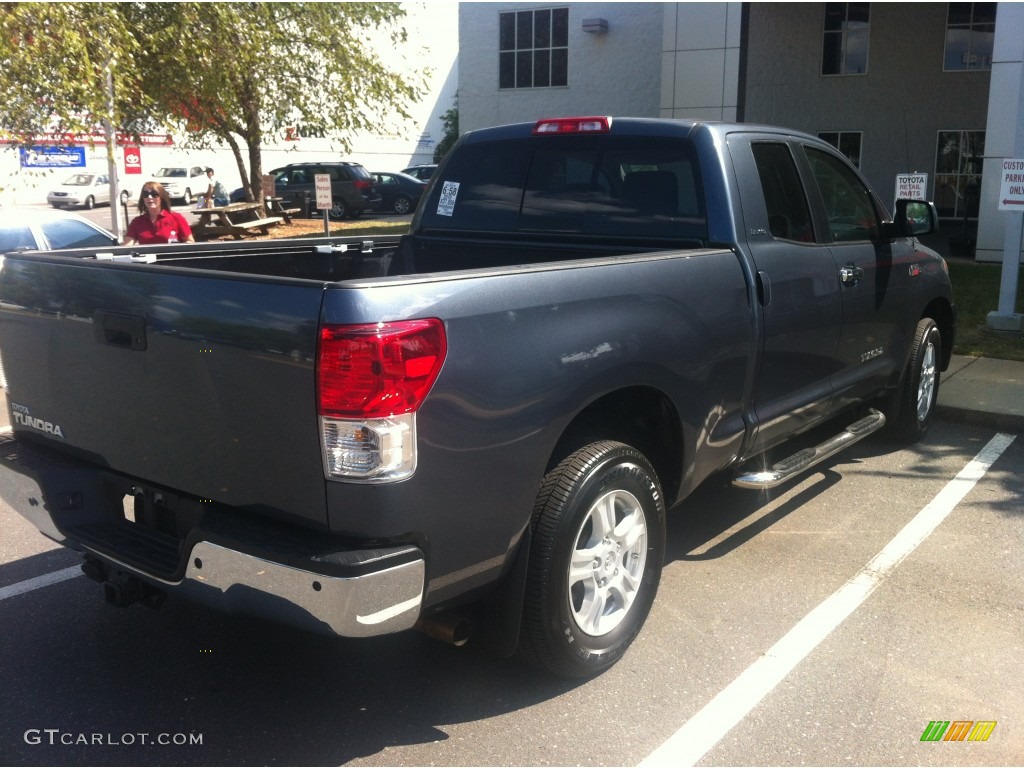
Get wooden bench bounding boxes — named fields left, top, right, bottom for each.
left=266, top=197, right=302, bottom=224
left=191, top=202, right=286, bottom=240
left=194, top=217, right=282, bottom=241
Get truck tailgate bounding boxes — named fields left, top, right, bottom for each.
left=0, top=255, right=329, bottom=528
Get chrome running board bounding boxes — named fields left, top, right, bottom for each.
left=733, top=409, right=886, bottom=490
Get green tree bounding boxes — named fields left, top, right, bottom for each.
left=129, top=2, right=423, bottom=205
left=433, top=99, right=459, bottom=163
left=0, top=2, right=423, bottom=212
left=0, top=3, right=146, bottom=234
left=0, top=3, right=145, bottom=138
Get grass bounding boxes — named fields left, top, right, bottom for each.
left=948, top=259, right=1024, bottom=361
left=279, top=218, right=410, bottom=239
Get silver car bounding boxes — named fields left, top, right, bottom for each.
left=47, top=172, right=131, bottom=210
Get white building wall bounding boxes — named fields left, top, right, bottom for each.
left=660, top=3, right=743, bottom=120
left=459, top=2, right=663, bottom=133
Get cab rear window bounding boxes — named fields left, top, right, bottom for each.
left=421, top=135, right=707, bottom=241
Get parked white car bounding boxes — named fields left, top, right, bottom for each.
left=47, top=172, right=131, bottom=210
left=151, top=166, right=207, bottom=204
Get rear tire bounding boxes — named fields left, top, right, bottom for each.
left=329, top=198, right=348, bottom=220
left=885, top=317, right=941, bottom=443
left=519, top=441, right=665, bottom=678
left=393, top=195, right=412, bottom=214
left=84, top=195, right=95, bottom=210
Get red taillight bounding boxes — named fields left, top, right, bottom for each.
left=354, top=179, right=374, bottom=191
left=317, top=319, right=446, bottom=418
left=532, top=116, right=612, bottom=135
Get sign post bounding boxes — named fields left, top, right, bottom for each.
left=315, top=173, right=332, bottom=237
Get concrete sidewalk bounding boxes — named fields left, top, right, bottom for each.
left=937, top=354, right=1024, bottom=432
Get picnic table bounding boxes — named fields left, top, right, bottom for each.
left=190, top=202, right=282, bottom=241
left=265, top=196, right=302, bottom=224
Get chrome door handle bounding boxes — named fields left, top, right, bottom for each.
left=839, top=265, right=864, bottom=286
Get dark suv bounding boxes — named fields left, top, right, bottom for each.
left=269, top=162, right=381, bottom=219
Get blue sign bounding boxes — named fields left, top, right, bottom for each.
left=19, top=146, right=87, bottom=168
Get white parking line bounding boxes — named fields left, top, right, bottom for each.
left=640, top=432, right=1016, bottom=767
left=0, top=565, right=83, bottom=603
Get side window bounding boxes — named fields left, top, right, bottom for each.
left=805, top=147, right=879, bottom=242
left=0, top=225, right=35, bottom=252
left=751, top=142, right=816, bottom=242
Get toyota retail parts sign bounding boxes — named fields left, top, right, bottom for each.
left=895, top=173, right=928, bottom=202
left=998, top=159, right=1024, bottom=211
left=124, top=146, right=142, bottom=175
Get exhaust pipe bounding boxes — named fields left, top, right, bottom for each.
left=415, top=613, right=472, bottom=647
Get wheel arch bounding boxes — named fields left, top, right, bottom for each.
left=922, top=296, right=955, bottom=371
left=546, top=385, right=685, bottom=506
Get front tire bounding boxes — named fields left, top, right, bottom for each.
left=886, top=317, right=941, bottom=442
left=181, top=189, right=192, bottom=205
left=84, top=195, right=95, bottom=210
left=519, top=441, right=665, bottom=678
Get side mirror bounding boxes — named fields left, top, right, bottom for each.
left=880, top=199, right=938, bottom=239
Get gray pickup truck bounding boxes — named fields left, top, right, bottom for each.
left=0, top=117, right=954, bottom=678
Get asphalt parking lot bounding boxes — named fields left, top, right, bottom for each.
left=1, top=388, right=1021, bottom=766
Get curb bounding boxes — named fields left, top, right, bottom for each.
left=936, top=404, right=1024, bottom=434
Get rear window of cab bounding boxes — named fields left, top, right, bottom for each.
left=420, top=135, right=707, bottom=242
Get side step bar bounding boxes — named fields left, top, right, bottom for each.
left=733, top=409, right=886, bottom=490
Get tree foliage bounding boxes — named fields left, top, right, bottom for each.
left=0, top=3, right=146, bottom=139
left=433, top=100, right=459, bottom=163
left=0, top=2, right=422, bottom=205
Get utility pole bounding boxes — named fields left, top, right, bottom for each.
left=102, top=54, right=124, bottom=243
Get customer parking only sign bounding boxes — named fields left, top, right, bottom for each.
left=998, top=158, right=1024, bottom=211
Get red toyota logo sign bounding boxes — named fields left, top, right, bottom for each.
left=124, top=146, right=142, bottom=174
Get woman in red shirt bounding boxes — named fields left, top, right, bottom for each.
left=124, top=182, right=194, bottom=245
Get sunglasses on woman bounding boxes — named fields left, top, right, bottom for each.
left=141, top=190, right=160, bottom=198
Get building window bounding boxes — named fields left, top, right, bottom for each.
left=499, top=8, right=569, bottom=89
left=944, top=3, right=995, bottom=71
left=818, top=131, right=863, bottom=168
left=934, top=130, right=984, bottom=219
left=822, top=3, right=870, bottom=75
